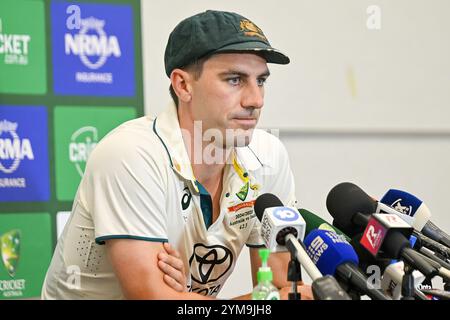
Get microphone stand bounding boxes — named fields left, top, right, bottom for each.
left=285, top=239, right=302, bottom=300
left=401, top=262, right=415, bottom=300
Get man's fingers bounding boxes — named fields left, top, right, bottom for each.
left=158, top=243, right=186, bottom=293
left=163, top=242, right=181, bottom=258
left=158, top=252, right=184, bottom=271
left=158, top=260, right=185, bottom=285
left=297, top=285, right=314, bottom=300
left=163, top=274, right=184, bottom=292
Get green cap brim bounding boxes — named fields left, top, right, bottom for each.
left=214, top=41, right=290, bottom=64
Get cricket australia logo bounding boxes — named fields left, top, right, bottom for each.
left=236, top=182, right=249, bottom=201
left=0, top=120, right=34, bottom=174
left=1, top=230, right=21, bottom=277
left=69, top=126, right=98, bottom=177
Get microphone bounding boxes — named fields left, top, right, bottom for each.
left=380, top=261, right=428, bottom=300
left=359, top=213, right=450, bottom=281
left=304, top=229, right=391, bottom=300
left=381, top=189, right=450, bottom=248
left=254, top=193, right=351, bottom=300
left=419, top=288, right=450, bottom=300
left=412, top=250, right=450, bottom=281
left=418, top=246, right=450, bottom=270
left=327, top=182, right=450, bottom=259
left=327, top=183, right=439, bottom=278
left=359, top=213, right=414, bottom=258
left=309, top=275, right=352, bottom=300
left=254, top=193, right=318, bottom=280
left=298, top=208, right=393, bottom=277
left=350, top=233, right=393, bottom=273
left=326, top=182, right=377, bottom=237
left=254, top=194, right=306, bottom=253
left=413, top=232, right=450, bottom=261
left=326, top=182, right=429, bottom=235
left=298, top=208, right=351, bottom=241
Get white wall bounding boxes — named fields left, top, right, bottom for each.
left=140, top=0, right=450, bottom=299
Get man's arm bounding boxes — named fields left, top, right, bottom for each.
left=154, top=245, right=313, bottom=300
left=105, top=239, right=213, bottom=300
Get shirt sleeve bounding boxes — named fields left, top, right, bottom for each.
left=81, top=129, right=169, bottom=245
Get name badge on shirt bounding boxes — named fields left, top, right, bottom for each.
left=227, top=200, right=256, bottom=229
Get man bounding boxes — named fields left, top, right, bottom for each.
left=42, top=10, right=311, bottom=299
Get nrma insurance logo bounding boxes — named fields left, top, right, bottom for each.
left=69, top=126, right=98, bottom=177
left=0, top=106, right=50, bottom=201
left=51, top=2, right=135, bottom=96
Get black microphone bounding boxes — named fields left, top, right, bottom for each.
left=413, top=231, right=450, bottom=261
left=327, top=182, right=439, bottom=278
left=350, top=233, right=392, bottom=273
left=326, top=182, right=376, bottom=237
left=327, top=182, right=450, bottom=260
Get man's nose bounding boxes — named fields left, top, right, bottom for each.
left=241, top=81, right=264, bottom=110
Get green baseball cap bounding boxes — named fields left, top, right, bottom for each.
left=164, top=10, right=290, bottom=77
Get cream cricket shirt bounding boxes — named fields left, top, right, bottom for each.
left=42, top=104, right=297, bottom=299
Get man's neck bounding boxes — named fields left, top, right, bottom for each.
left=190, top=141, right=232, bottom=192
left=178, top=107, right=232, bottom=191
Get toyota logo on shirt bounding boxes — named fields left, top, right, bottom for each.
left=189, top=244, right=233, bottom=285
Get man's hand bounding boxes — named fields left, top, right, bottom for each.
left=157, top=242, right=187, bottom=292
left=279, top=284, right=314, bottom=300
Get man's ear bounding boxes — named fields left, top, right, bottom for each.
left=170, top=69, right=193, bottom=103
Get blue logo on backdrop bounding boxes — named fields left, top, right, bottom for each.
left=0, top=106, right=50, bottom=201
left=51, top=2, right=135, bottom=96
left=273, top=207, right=299, bottom=222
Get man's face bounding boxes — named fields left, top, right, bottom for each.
left=189, top=53, right=270, bottom=148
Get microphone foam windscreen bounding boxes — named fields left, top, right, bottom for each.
left=304, top=229, right=359, bottom=276
left=254, top=193, right=283, bottom=221
left=380, top=189, right=423, bottom=217
left=326, top=182, right=377, bottom=235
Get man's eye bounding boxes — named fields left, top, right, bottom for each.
left=257, top=78, right=267, bottom=86
left=227, top=77, right=241, bottom=85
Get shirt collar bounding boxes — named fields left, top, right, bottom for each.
left=153, top=103, right=263, bottom=190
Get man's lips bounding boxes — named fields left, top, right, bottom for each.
left=231, top=118, right=258, bottom=128
left=233, top=117, right=257, bottom=122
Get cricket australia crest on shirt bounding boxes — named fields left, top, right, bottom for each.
left=227, top=178, right=260, bottom=229
left=235, top=182, right=249, bottom=201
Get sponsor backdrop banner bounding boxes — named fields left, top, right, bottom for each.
left=0, top=0, right=144, bottom=299
left=0, top=213, right=52, bottom=299
left=0, top=106, right=50, bottom=202
left=0, top=0, right=47, bottom=94
left=54, top=106, right=136, bottom=200
left=51, top=2, right=135, bottom=96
